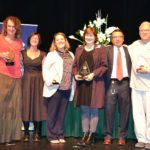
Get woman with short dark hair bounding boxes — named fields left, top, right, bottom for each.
left=22, top=32, right=46, bottom=142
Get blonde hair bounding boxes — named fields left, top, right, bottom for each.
left=49, top=32, right=70, bottom=52
left=139, top=21, right=150, bottom=30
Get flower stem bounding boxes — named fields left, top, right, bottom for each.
left=74, top=39, right=84, bottom=44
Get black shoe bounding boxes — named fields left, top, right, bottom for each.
left=77, top=132, right=89, bottom=146
left=85, top=133, right=95, bottom=145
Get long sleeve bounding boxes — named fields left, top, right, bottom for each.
left=93, top=47, right=108, bottom=78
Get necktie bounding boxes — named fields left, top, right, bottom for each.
left=117, top=48, right=123, bottom=81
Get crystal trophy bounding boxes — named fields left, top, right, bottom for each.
left=78, top=61, right=90, bottom=79
left=6, top=50, right=15, bottom=66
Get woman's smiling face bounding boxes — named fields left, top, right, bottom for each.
left=85, top=33, right=95, bottom=44
left=55, top=34, right=66, bottom=50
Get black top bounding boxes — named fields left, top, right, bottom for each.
left=76, top=48, right=94, bottom=106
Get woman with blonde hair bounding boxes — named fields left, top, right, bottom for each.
left=43, top=32, right=75, bottom=144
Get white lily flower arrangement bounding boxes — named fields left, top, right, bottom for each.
left=69, top=10, right=119, bottom=45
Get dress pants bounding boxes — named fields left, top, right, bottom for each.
left=132, top=89, right=150, bottom=143
left=104, top=79, right=131, bottom=139
left=44, top=89, right=70, bottom=141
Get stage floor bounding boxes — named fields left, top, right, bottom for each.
left=0, top=137, right=141, bottom=150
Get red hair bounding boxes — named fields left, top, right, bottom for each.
left=83, top=27, right=98, bottom=43
left=1, top=16, right=21, bottom=38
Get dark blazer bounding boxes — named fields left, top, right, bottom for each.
left=104, top=45, right=131, bottom=91
left=72, top=45, right=108, bottom=108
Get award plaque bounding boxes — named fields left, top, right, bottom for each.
left=52, top=80, right=60, bottom=85
left=79, top=61, right=90, bottom=79
left=6, top=50, right=15, bottom=66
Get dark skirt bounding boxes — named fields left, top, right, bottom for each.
left=76, top=81, right=92, bottom=106
left=22, top=72, right=46, bottom=121
left=0, top=73, right=22, bottom=143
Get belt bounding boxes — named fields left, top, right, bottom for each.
left=111, top=77, right=129, bottom=82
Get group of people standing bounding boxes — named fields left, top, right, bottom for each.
left=0, top=15, right=149, bottom=150
left=0, top=16, right=47, bottom=144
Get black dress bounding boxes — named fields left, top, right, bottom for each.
left=76, top=49, right=94, bottom=106
left=22, top=50, right=46, bottom=121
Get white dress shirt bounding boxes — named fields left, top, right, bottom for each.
left=111, top=46, right=129, bottom=79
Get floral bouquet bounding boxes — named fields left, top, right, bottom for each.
left=69, top=10, right=118, bottom=46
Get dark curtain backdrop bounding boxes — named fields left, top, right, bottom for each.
left=0, top=0, right=149, bottom=139
left=0, top=0, right=149, bottom=52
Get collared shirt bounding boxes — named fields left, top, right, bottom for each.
left=111, top=46, right=129, bottom=79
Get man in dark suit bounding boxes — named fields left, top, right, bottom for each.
left=103, top=29, right=131, bottom=145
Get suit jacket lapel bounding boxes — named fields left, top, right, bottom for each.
left=123, top=46, right=131, bottom=76
left=108, top=46, right=114, bottom=71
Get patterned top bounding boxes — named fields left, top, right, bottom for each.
left=57, top=50, right=74, bottom=90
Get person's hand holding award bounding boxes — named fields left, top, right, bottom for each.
left=136, top=53, right=150, bottom=74
left=84, top=73, right=94, bottom=81
left=5, top=49, right=15, bottom=66
left=75, top=74, right=83, bottom=81
left=136, top=65, right=148, bottom=74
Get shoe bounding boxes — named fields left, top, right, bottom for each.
left=24, top=135, right=29, bottom=142
left=6, top=142, right=16, bottom=146
left=59, top=139, right=66, bottom=143
left=85, top=133, right=95, bottom=145
left=50, top=140, right=60, bottom=144
left=33, top=133, right=40, bottom=142
left=135, top=142, right=145, bottom=148
left=103, top=137, right=111, bottom=145
left=118, top=138, right=126, bottom=146
left=77, top=132, right=89, bottom=146
left=145, top=143, right=150, bottom=149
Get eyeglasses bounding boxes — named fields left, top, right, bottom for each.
left=111, top=36, right=124, bottom=39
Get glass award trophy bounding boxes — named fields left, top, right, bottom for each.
left=6, top=50, right=15, bottom=66
left=78, top=61, right=90, bottom=79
